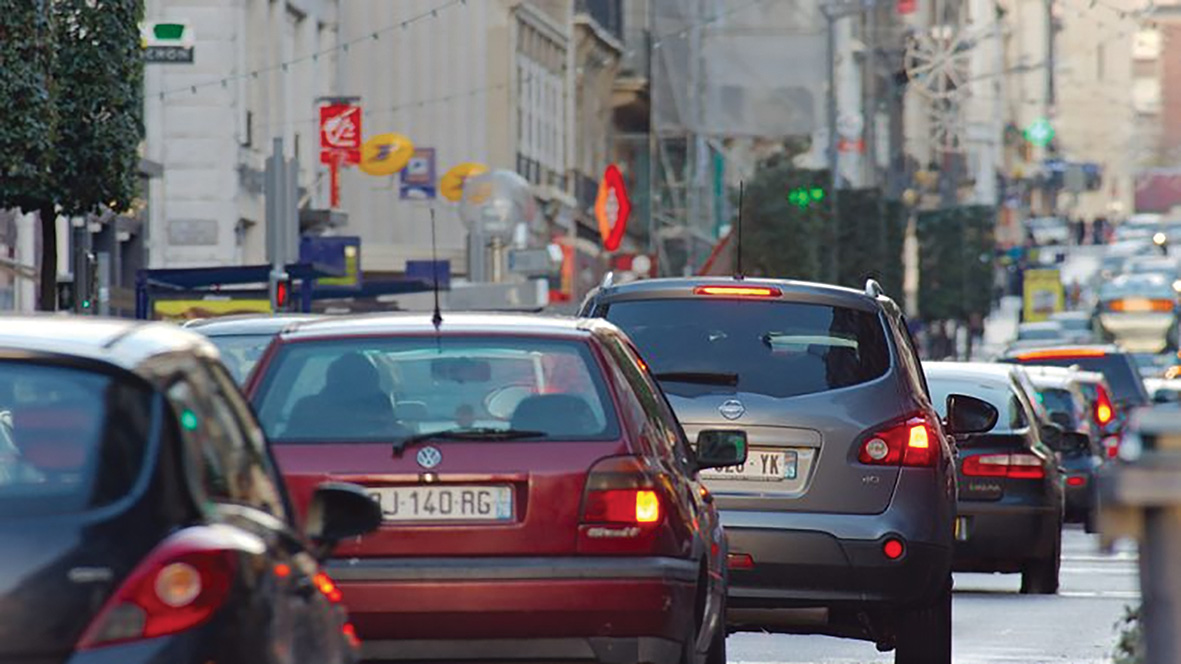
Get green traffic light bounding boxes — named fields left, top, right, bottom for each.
left=81, top=300, right=91, bottom=309
left=787, top=186, right=827, bottom=210
left=810, top=187, right=826, bottom=201
left=1024, top=118, right=1054, bottom=147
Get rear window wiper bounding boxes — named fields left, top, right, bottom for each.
left=391, top=427, right=546, bottom=456
left=652, top=371, right=739, bottom=386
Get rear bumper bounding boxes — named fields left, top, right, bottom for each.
left=953, top=502, right=1059, bottom=571
left=326, top=556, right=698, bottom=662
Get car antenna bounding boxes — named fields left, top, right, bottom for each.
left=734, top=180, right=745, bottom=280
left=429, top=207, right=443, bottom=329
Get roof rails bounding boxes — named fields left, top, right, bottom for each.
left=865, top=279, right=884, bottom=298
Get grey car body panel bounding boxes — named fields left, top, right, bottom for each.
left=580, top=277, right=956, bottom=637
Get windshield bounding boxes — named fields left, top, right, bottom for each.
left=206, top=333, right=274, bottom=384
left=1005, top=354, right=1149, bottom=407
left=603, top=299, right=890, bottom=399
left=0, top=362, right=154, bottom=517
left=253, top=336, right=619, bottom=444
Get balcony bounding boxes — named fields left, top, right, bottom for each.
left=576, top=0, right=623, bottom=43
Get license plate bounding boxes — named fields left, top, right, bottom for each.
left=700, top=449, right=798, bottom=481
left=367, top=485, right=513, bottom=522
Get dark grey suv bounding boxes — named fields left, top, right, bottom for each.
left=580, top=277, right=996, bottom=663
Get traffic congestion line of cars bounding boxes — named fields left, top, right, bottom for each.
left=10, top=271, right=1148, bottom=664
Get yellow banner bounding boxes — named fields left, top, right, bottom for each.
left=1022, top=268, right=1064, bottom=323
left=154, top=298, right=272, bottom=322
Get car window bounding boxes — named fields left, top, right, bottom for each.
left=254, top=336, right=621, bottom=443
left=1004, top=354, right=1149, bottom=406
left=604, top=335, right=693, bottom=469
left=1038, top=388, right=1078, bottom=427
left=205, top=334, right=274, bottom=384
left=0, top=361, right=154, bottom=517
left=603, top=298, right=890, bottom=399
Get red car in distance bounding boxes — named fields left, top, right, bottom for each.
left=245, top=314, right=746, bottom=664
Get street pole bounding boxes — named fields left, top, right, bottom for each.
left=1099, top=409, right=1181, bottom=664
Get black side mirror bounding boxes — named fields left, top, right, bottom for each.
left=1040, top=421, right=1065, bottom=449
left=304, top=482, right=383, bottom=560
left=945, top=394, right=999, bottom=435
left=1153, top=389, right=1178, bottom=404
left=694, top=430, right=749, bottom=471
left=1060, top=431, right=1091, bottom=454
left=1049, top=411, right=1073, bottom=429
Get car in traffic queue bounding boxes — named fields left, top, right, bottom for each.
left=244, top=313, right=744, bottom=664
left=1092, top=273, right=1179, bottom=352
left=923, top=362, right=1065, bottom=594
left=1024, top=216, right=1072, bottom=246
left=1047, top=311, right=1096, bottom=344
left=183, top=314, right=322, bottom=385
left=1005, top=322, right=1069, bottom=353
left=1020, top=366, right=1106, bottom=532
left=580, top=276, right=998, bottom=663
left=0, top=317, right=381, bottom=664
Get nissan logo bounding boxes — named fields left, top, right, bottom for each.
left=719, top=400, right=746, bottom=420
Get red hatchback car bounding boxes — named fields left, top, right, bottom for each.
left=245, top=314, right=746, bottom=664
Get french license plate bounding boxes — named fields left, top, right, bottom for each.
left=700, top=449, right=798, bottom=481
left=367, top=485, right=513, bottom=522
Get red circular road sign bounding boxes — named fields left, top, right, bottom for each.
left=595, top=164, right=631, bottom=252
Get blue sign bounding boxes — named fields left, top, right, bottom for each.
left=405, top=259, right=450, bottom=289
left=400, top=147, right=437, bottom=199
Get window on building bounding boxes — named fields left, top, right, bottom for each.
left=1133, top=29, right=1161, bottom=60
left=1097, top=43, right=1105, bottom=80
left=515, top=14, right=566, bottom=187
left=1133, top=77, right=1161, bottom=115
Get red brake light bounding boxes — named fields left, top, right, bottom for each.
left=1016, top=348, right=1107, bottom=360
left=342, top=622, right=361, bottom=649
left=962, top=452, right=1045, bottom=479
left=727, top=553, right=755, bottom=569
left=882, top=538, right=905, bottom=560
left=77, top=528, right=236, bottom=650
left=693, top=285, right=782, bottom=298
left=1066, top=475, right=1087, bottom=487
left=1094, top=386, right=1115, bottom=426
left=579, top=456, right=669, bottom=554
left=858, top=417, right=937, bottom=467
left=314, top=572, right=343, bottom=603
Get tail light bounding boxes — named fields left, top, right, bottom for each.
left=1094, top=386, right=1115, bottom=427
left=579, top=456, right=670, bottom=554
left=77, top=528, right=237, bottom=650
left=1107, top=298, right=1174, bottom=313
left=1016, top=348, right=1107, bottom=360
left=962, top=452, right=1045, bottom=479
left=858, top=416, right=938, bottom=467
left=693, top=285, right=782, bottom=298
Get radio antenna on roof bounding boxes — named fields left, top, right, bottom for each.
left=429, top=207, right=443, bottom=329
left=735, top=180, right=745, bottom=280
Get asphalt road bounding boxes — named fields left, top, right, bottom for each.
left=725, top=527, right=1139, bottom=663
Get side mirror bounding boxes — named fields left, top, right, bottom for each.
left=945, top=394, right=999, bottom=435
left=1061, top=431, right=1091, bottom=454
left=1048, top=411, right=1073, bottom=429
left=694, top=430, right=748, bottom=471
left=304, top=482, right=383, bottom=560
left=1040, top=421, right=1065, bottom=449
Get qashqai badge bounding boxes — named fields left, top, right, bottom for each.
left=719, top=399, right=746, bottom=420
left=416, top=446, right=442, bottom=469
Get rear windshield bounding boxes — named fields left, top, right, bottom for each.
left=1038, top=388, right=1078, bottom=426
left=603, top=299, right=890, bottom=399
left=1004, top=355, right=1149, bottom=406
left=205, top=334, right=273, bottom=384
left=254, top=336, right=620, bottom=443
left=0, top=362, right=153, bottom=516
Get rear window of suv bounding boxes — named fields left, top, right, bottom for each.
left=603, top=299, right=890, bottom=399
left=1003, top=353, right=1148, bottom=407
left=0, top=362, right=154, bottom=516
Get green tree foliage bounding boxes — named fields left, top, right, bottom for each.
left=740, top=158, right=829, bottom=281
left=917, top=205, right=996, bottom=322
left=0, top=0, right=143, bottom=310
left=834, top=188, right=888, bottom=290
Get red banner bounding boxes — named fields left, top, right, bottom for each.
left=319, top=104, right=362, bottom=165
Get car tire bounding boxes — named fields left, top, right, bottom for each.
left=1021, top=521, right=1062, bottom=595
left=704, top=599, right=727, bottom=664
left=894, top=579, right=951, bottom=664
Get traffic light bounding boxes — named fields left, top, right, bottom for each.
left=56, top=277, right=75, bottom=312
left=787, top=185, right=827, bottom=210
left=268, top=269, right=292, bottom=312
left=80, top=252, right=98, bottom=313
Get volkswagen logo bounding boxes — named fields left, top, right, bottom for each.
left=416, top=446, right=442, bottom=469
left=719, top=399, right=745, bottom=420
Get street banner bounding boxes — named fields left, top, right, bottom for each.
left=1023, top=268, right=1064, bottom=323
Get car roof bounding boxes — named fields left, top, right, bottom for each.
left=1049, top=311, right=1089, bottom=321
left=0, top=316, right=218, bottom=379
left=277, top=311, right=612, bottom=342
left=183, top=313, right=323, bottom=336
left=1018, top=321, right=1062, bottom=330
left=923, top=361, right=1022, bottom=383
left=588, top=276, right=884, bottom=312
